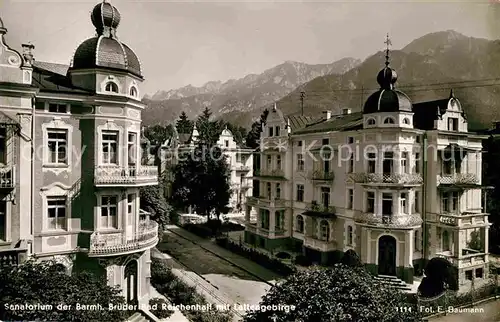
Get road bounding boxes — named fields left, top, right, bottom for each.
left=430, top=299, right=500, bottom=322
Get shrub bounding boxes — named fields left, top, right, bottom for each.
left=418, top=257, right=459, bottom=298
left=275, top=252, right=292, bottom=259
left=293, top=254, right=312, bottom=267
left=149, top=298, right=174, bottom=319
left=340, top=249, right=363, bottom=268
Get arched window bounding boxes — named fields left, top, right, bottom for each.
left=366, top=118, right=376, bottom=126
left=442, top=230, right=450, bottom=251
left=296, top=215, right=304, bottom=233
left=129, top=86, right=138, bottom=97
left=383, top=117, right=395, bottom=124
left=403, top=117, right=411, bottom=125
left=320, top=220, right=330, bottom=241
left=105, top=82, right=118, bottom=93
left=347, top=225, right=353, bottom=245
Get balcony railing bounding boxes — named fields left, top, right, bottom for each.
left=436, top=252, right=487, bottom=269
left=94, top=165, right=158, bottom=186
left=309, top=170, right=334, bottom=181
left=0, top=166, right=15, bottom=189
left=349, top=172, right=423, bottom=185
left=0, top=250, right=22, bottom=266
left=354, top=212, right=422, bottom=228
left=246, top=223, right=257, bottom=234
left=437, top=173, right=479, bottom=186
left=306, top=202, right=336, bottom=214
left=436, top=210, right=488, bottom=227
left=261, top=136, right=289, bottom=151
left=233, top=165, right=251, bottom=172
left=255, top=169, right=285, bottom=178
left=88, top=220, right=159, bottom=257
left=303, top=236, right=337, bottom=252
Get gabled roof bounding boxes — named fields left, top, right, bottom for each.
left=33, top=61, right=69, bottom=76
left=32, top=61, right=92, bottom=94
left=293, top=112, right=364, bottom=135
left=288, top=115, right=315, bottom=132
left=412, top=98, right=450, bottom=131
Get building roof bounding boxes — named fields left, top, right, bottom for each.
left=288, top=115, right=315, bottom=132
left=293, top=112, right=364, bottom=135
left=32, top=61, right=92, bottom=94
left=412, top=98, right=450, bottom=130
left=363, top=88, right=413, bottom=114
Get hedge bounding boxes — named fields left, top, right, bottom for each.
left=148, top=298, right=174, bottom=319
left=215, top=237, right=297, bottom=276
left=151, top=259, right=233, bottom=322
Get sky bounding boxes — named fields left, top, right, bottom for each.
left=0, top=0, right=498, bottom=96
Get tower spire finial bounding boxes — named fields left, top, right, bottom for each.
left=384, top=33, right=392, bottom=67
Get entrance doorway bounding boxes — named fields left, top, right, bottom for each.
left=378, top=235, right=397, bottom=276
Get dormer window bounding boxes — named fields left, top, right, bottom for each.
left=366, top=118, right=376, bottom=126
left=48, top=103, right=67, bottom=114
left=448, top=117, right=458, bottom=131
left=275, top=126, right=280, bottom=136
left=268, top=126, right=274, bottom=137
left=403, top=117, right=411, bottom=125
left=105, top=82, right=119, bottom=93
left=383, top=117, right=395, bottom=124
left=129, top=86, right=138, bottom=97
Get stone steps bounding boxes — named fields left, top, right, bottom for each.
left=374, top=274, right=412, bottom=292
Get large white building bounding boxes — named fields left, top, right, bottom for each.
left=159, top=124, right=253, bottom=212
left=245, top=51, right=490, bottom=289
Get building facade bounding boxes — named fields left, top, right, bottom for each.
left=245, top=53, right=490, bottom=289
left=0, top=1, right=159, bottom=306
left=159, top=125, right=253, bottom=212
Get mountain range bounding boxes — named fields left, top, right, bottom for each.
left=143, top=30, right=500, bottom=130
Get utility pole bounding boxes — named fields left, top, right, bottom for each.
left=300, top=91, right=305, bottom=116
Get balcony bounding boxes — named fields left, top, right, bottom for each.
left=245, top=196, right=287, bottom=208
left=353, top=212, right=422, bottom=228
left=254, top=168, right=285, bottom=179
left=437, top=173, right=479, bottom=188
left=303, top=236, right=337, bottom=252
left=245, top=223, right=257, bottom=234
left=233, top=165, right=251, bottom=172
left=261, top=136, right=289, bottom=152
left=88, top=220, right=159, bottom=257
left=309, top=170, right=334, bottom=181
left=94, top=165, right=158, bottom=187
left=349, top=172, right=423, bottom=186
left=434, top=210, right=488, bottom=227
left=305, top=202, right=336, bottom=215
left=437, top=252, right=487, bottom=269
left=0, top=165, right=15, bottom=189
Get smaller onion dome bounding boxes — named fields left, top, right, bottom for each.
left=91, top=1, right=121, bottom=35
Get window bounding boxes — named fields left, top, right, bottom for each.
left=127, top=194, right=135, bottom=214
left=442, top=193, right=449, bottom=212
left=101, top=196, right=118, bottom=228
left=448, top=117, right=459, bottom=131
left=296, top=215, right=304, bottom=232
left=443, top=160, right=452, bottom=175
left=47, top=130, right=68, bottom=164
left=48, top=103, right=67, bottom=113
left=266, top=182, right=271, bottom=199
left=415, top=153, right=420, bottom=174
left=0, top=127, right=6, bottom=164
left=47, top=197, right=67, bottom=230
left=275, top=126, right=280, bottom=136
left=383, top=117, right=395, bottom=124
left=296, top=184, right=304, bottom=202
left=0, top=201, right=6, bottom=240
left=347, top=225, right=353, bottom=245
left=225, top=140, right=229, bottom=147
left=297, top=141, right=303, bottom=147
left=401, top=152, right=408, bottom=173
left=442, top=230, right=450, bottom=251
left=128, top=133, right=137, bottom=165
left=323, top=153, right=331, bottom=173
left=383, top=152, right=393, bottom=174
left=366, top=118, right=376, bottom=126
left=321, top=187, right=330, bottom=208
left=414, top=229, right=421, bottom=251
left=275, top=183, right=281, bottom=199
left=414, top=191, right=420, bottom=213
left=277, top=155, right=282, bottom=170
left=129, top=87, right=138, bottom=97
left=320, top=220, right=330, bottom=241
left=451, top=191, right=459, bottom=211
left=268, top=126, right=273, bottom=137
left=367, top=153, right=376, bottom=173
left=102, top=131, right=118, bottom=164
left=260, top=209, right=270, bottom=229
left=347, top=189, right=353, bottom=209
left=347, top=137, right=354, bottom=144
left=403, top=118, right=411, bottom=125
left=266, top=155, right=272, bottom=169
left=348, top=153, right=354, bottom=173
left=416, top=136, right=421, bottom=143
left=400, top=192, right=407, bottom=213
left=297, top=154, right=304, bottom=171
left=105, top=82, right=119, bottom=93
left=382, top=193, right=393, bottom=216
left=275, top=210, right=284, bottom=230
left=366, top=191, right=375, bottom=213
left=322, top=138, right=329, bottom=145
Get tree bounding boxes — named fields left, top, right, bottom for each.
left=418, top=257, right=459, bottom=298
left=144, top=124, right=174, bottom=146
left=196, top=107, right=224, bottom=145
left=244, top=264, right=421, bottom=322
left=171, top=143, right=231, bottom=220
left=176, top=112, right=193, bottom=134
left=245, top=109, right=269, bottom=149
left=140, top=180, right=173, bottom=230
left=483, top=135, right=500, bottom=254
left=340, top=249, right=364, bottom=268
left=226, top=122, right=248, bottom=147
left=0, top=260, right=128, bottom=322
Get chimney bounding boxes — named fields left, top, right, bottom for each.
left=21, top=43, right=35, bottom=65
left=323, top=111, right=331, bottom=120
left=342, top=108, right=351, bottom=115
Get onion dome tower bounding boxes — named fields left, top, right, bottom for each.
left=363, top=34, right=413, bottom=128
left=69, top=0, right=142, bottom=78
